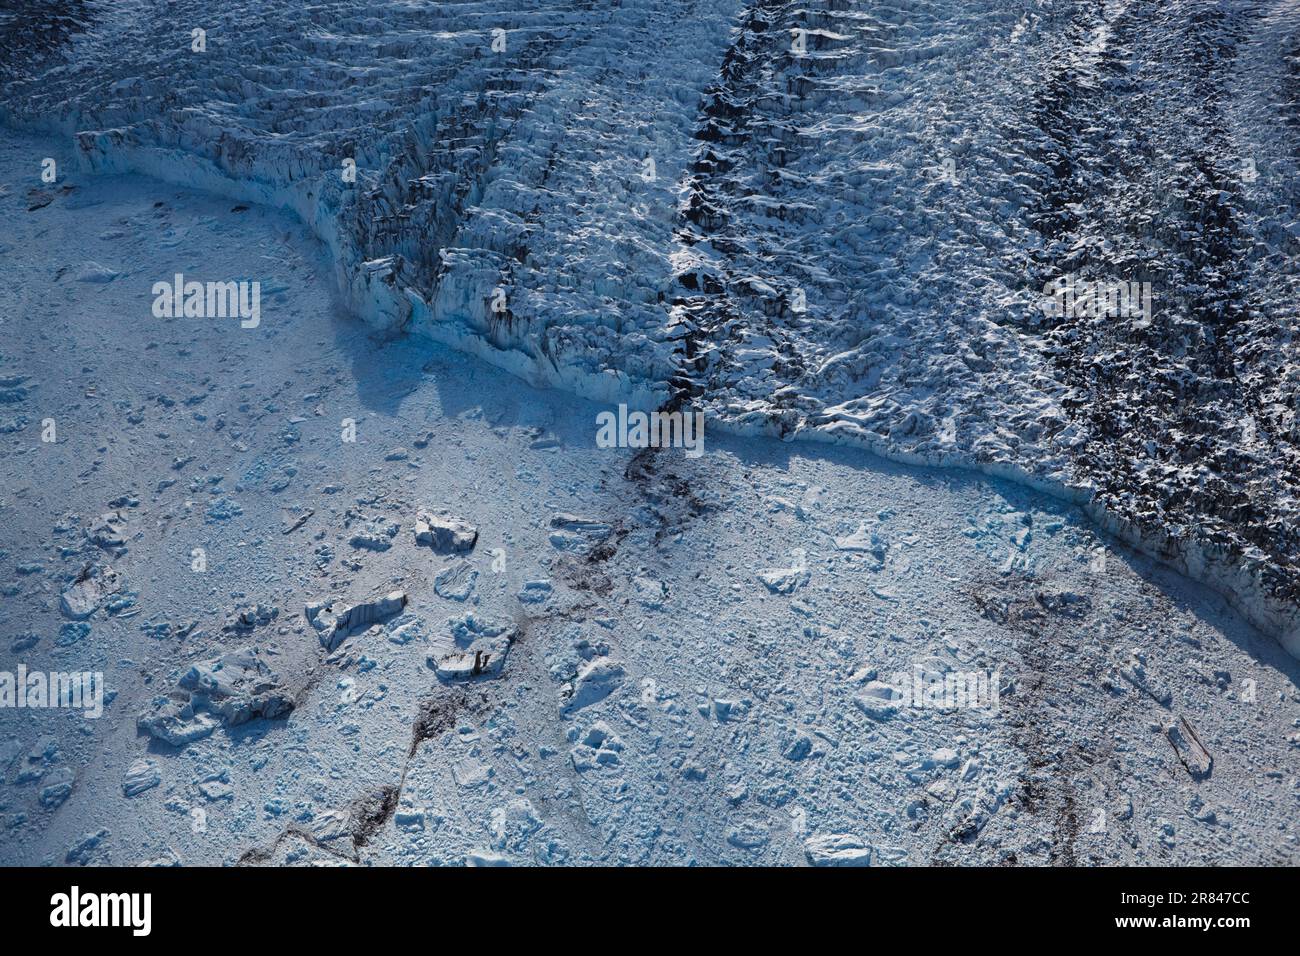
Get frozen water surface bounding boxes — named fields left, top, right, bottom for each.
left=0, top=1, right=1298, bottom=865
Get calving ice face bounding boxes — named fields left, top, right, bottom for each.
left=50, top=887, right=151, bottom=936
left=596, top=404, right=705, bottom=458
left=151, top=273, right=261, bottom=328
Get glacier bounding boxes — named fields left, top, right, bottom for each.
left=1, top=0, right=1299, bottom=869
left=4, top=0, right=1300, bottom=652
left=5, top=0, right=1299, bottom=657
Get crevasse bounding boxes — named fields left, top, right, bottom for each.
left=5, top=0, right=1300, bottom=655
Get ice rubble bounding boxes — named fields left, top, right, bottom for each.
left=137, top=647, right=294, bottom=747
left=414, top=511, right=478, bottom=554
left=4, top=0, right=1300, bottom=651
left=306, top=591, right=408, bottom=652
left=58, top=562, right=121, bottom=619
left=122, top=759, right=160, bottom=798
left=1, top=135, right=1297, bottom=864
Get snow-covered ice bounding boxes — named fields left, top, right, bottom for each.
left=0, top=0, right=1298, bottom=867
left=4, top=0, right=1298, bottom=651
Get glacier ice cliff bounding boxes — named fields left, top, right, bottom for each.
left=3, top=0, right=1300, bottom=653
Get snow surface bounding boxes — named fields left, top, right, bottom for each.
left=0, top=0, right=1299, bottom=865
left=4, top=0, right=1299, bottom=652
left=0, top=130, right=1297, bottom=865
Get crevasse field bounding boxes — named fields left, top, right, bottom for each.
left=0, top=0, right=1298, bottom=866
